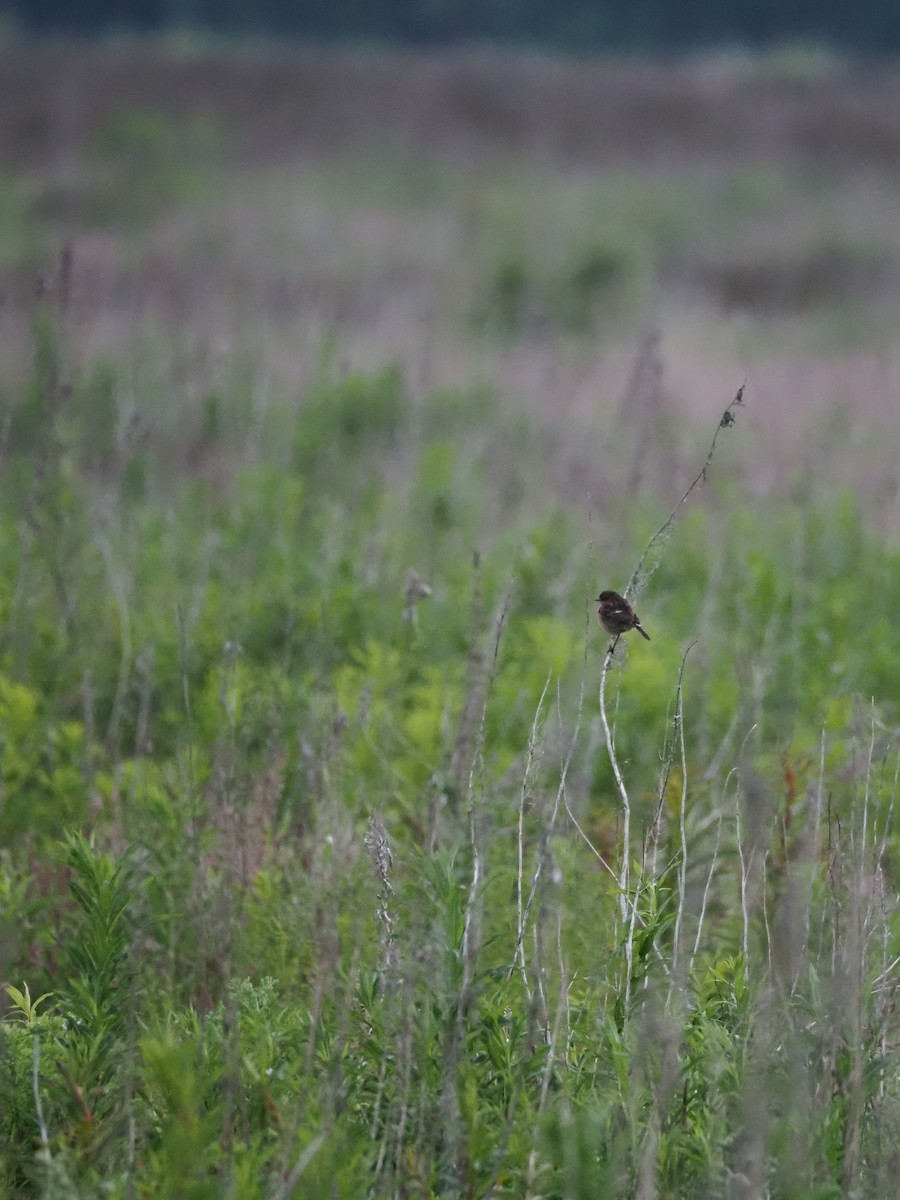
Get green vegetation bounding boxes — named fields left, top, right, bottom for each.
left=2, top=279, right=900, bottom=1199
left=3, top=49, right=900, bottom=1199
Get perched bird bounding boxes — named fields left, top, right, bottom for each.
left=596, top=590, right=651, bottom=642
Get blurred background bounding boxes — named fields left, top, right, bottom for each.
left=4, top=7, right=900, bottom=817
left=3, top=3, right=900, bottom=532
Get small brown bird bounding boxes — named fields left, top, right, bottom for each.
left=596, top=590, right=651, bottom=641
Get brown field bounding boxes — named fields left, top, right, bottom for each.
left=3, top=42, right=900, bottom=527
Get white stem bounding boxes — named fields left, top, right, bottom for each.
left=513, top=671, right=551, bottom=997
left=599, top=641, right=630, bottom=929
left=671, top=644, right=695, bottom=978
left=690, top=813, right=722, bottom=971
left=33, top=1035, right=49, bottom=1151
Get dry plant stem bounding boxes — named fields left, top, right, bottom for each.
left=596, top=387, right=743, bottom=1012
left=689, top=813, right=722, bottom=972
left=175, top=600, right=203, bottom=957
left=523, top=913, right=571, bottom=1199
left=565, top=799, right=618, bottom=883
left=625, top=384, right=745, bottom=600
left=874, top=879, right=897, bottom=1113
left=635, top=1116, right=661, bottom=1200
left=268, top=1135, right=325, bottom=1200
left=648, top=670, right=686, bottom=876
left=842, top=789, right=870, bottom=1187
left=368, top=1058, right=388, bottom=1161
left=647, top=699, right=678, bottom=881
left=532, top=922, right=548, bottom=1023
left=599, top=638, right=630, bottom=930
left=511, top=678, right=585, bottom=987
left=484, top=902, right=569, bottom=1198
left=858, top=713, right=895, bottom=1000
left=761, top=852, right=772, bottom=979
left=794, top=725, right=828, bottom=995
left=703, top=707, right=744, bottom=782
left=32, top=1036, right=49, bottom=1150
left=513, top=670, right=552, bottom=997
left=828, top=798, right=840, bottom=980
left=811, top=722, right=827, bottom=878
left=872, top=749, right=900, bottom=917
left=374, top=988, right=415, bottom=1183
left=861, top=704, right=876, bottom=862
left=733, top=722, right=759, bottom=983
left=564, top=771, right=673, bottom=987
left=871, top=744, right=900, bottom=867
left=460, top=593, right=509, bottom=1012
left=732, top=765, right=751, bottom=983
left=624, top=864, right=640, bottom=1014
left=737, top=806, right=750, bottom=984
left=431, top=588, right=510, bottom=1187
left=599, top=636, right=641, bottom=1016
left=838, top=724, right=870, bottom=1182
left=554, top=900, right=570, bottom=1056
left=670, top=642, right=696, bottom=981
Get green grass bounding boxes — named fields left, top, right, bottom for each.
left=3, top=52, right=900, bottom=1197
left=1, top=291, right=900, bottom=1199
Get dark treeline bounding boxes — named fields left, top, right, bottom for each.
left=10, top=0, right=900, bottom=51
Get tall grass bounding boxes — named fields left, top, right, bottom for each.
left=1, top=249, right=899, bottom=1199
left=3, top=52, right=900, bottom=1195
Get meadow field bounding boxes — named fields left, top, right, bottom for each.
left=2, top=42, right=900, bottom=1198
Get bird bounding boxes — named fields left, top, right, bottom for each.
left=596, top=590, right=651, bottom=642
